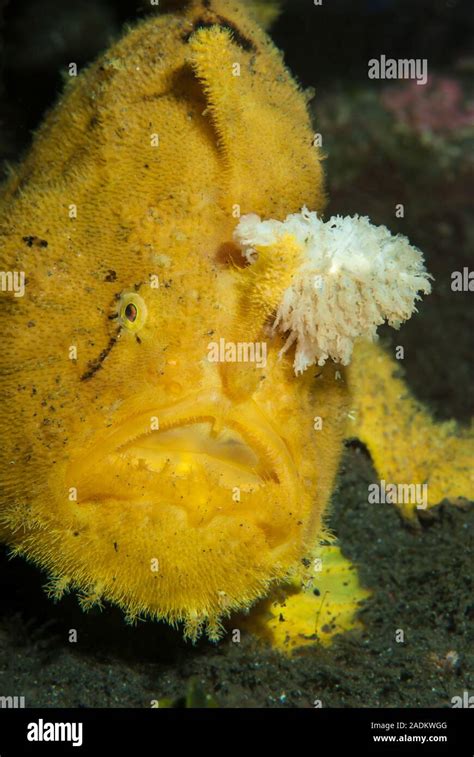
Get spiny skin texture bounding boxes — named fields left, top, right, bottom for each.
left=0, top=0, right=345, bottom=639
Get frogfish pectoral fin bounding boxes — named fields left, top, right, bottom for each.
left=239, top=544, right=371, bottom=655
left=346, top=340, right=474, bottom=519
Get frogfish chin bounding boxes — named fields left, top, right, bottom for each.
left=0, top=0, right=430, bottom=640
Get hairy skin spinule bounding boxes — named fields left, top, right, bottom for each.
left=0, top=0, right=472, bottom=648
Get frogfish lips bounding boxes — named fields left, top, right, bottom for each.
left=70, top=391, right=299, bottom=503
left=58, top=391, right=312, bottom=639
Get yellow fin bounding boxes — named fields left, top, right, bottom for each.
left=242, top=545, right=370, bottom=654
left=347, top=340, right=474, bottom=518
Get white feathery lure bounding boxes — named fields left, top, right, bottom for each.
left=234, top=208, right=432, bottom=374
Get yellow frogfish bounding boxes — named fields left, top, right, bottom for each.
left=0, top=0, right=472, bottom=644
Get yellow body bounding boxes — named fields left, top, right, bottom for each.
left=0, top=0, right=471, bottom=645
left=0, top=0, right=345, bottom=640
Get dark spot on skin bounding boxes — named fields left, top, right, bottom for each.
left=73, top=532, right=79, bottom=537
left=182, top=16, right=256, bottom=53
left=27, top=321, right=35, bottom=328
left=279, top=614, right=285, bottom=622
left=22, top=235, right=48, bottom=248
left=80, top=327, right=121, bottom=382
left=313, top=588, right=320, bottom=596
left=88, top=115, right=99, bottom=129
left=135, top=335, right=142, bottom=345
left=104, top=270, right=117, bottom=282
left=113, top=542, right=118, bottom=552
left=301, top=557, right=311, bottom=568
left=144, top=164, right=149, bottom=169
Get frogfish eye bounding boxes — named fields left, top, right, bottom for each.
left=118, top=292, right=148, bottom=332
left=125, top=303, right=137, bottom=322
